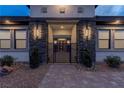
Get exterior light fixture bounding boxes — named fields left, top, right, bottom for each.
left=84, top=23, right=91, bottom=40
left=67, top=40, right=70, bottom=44
left=5, top=20, right=12, bottom=24
left=54, top=40, right=57, bottom=44
left=33, top=23, right=41, bottom=40
left=114, top=20, right=121, bottom=24
left=60, top=25, right=64, bottom=29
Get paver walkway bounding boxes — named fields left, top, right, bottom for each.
left=39, top=64, right=124, bottom=88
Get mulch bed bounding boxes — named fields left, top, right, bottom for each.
left=0, top=63, right=49, bottom=88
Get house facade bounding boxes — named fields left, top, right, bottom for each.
left=0, top=5, right=124, bottom=64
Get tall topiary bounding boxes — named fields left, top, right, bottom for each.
left=30, top=47, right=40, bottom=69
left=83, top=48, right=92, bottom=68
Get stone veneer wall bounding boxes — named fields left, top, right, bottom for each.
left=77, top=20, right=96, bottom=66
left=29, top=21, right=48, bottom=63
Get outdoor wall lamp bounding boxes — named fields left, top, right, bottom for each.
left=84, top=23, right=91, bottom=40
left=54, top=40, right=57, bottom=44
left=67, top=40, right=70, bottom=44
left=33, top=23, right=42, bottom=40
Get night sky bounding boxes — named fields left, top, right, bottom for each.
left=0, top=5, right=124, bottom=16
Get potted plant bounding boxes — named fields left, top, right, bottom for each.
left=104, top=56, right=121, bottom=68
left=30, top=47, right=40, bottom=69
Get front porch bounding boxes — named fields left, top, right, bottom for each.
left=29, top=18, right=96, bottom=66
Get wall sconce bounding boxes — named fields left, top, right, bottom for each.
left=67, top=40, right=70, bottom=44
left=33, top=23, right=42, bottom=40
left=84, top=23, right=91, bottom=40
left=54, top=40, right=57, bottom=44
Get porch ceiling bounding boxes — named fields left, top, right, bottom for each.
left=50, top=24, right=74, bottom=30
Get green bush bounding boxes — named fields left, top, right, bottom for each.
left=83, top=48, right=92, bottom=68
left=30, top=47, right=40, bottom=69
left=104, top=56, right=121, bottom=68
left=0, top=55, right=15, bottom=67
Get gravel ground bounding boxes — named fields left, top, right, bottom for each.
left=0, top=63, right=49, bottom=88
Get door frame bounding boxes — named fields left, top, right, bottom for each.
left=53, top=37, right=72, bottom=63
left=47, top=20, right=79, bottom=63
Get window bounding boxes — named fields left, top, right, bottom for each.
left=77, top=7, right=83, bottom=13
left=114, top=30, right=124, bottom=48
left=0, top=30, right=11, bottom=49
left=59, top=7, right=65, bottom=14
left=98, top=30, right=110, bottom=49
left=41, top=7, right=47, bottom=13
left=15, top=30, right=27, bottom=49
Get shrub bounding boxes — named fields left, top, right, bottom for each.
left=0, top=55, right=15, bottom=67
left=30, top=47, right=40, bottom=69
left=104, top=56, right=121, bottom=68
left=82, top=48, right=92, bottom=68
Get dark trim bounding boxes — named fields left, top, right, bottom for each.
left=0, top=16, right=29, bottom=25
left=27, top=5, right=30, bottom=9
left=95, top=5, right=98, bottom=8
left=0, top=16, right=30, bottom=21
left=96, top=16, right=124, bottom=21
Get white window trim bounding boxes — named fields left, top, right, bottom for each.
left=97, top=29, right=110, bottom=50
left=0, top=28, right=28, bottom=51
left=97, top=28, right=124, bottom=51
left=0, top=29, right=12, bottom=49
left=113, top=29, right=124, bottom=49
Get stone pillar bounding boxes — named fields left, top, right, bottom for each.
left=29, top=21, right=48, bottom=64
left=77, top=20, right=96, bottom=66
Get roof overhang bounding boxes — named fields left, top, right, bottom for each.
left=96, top=16, right=124, bottom=25
left=0, top=16, right=29, bottom=25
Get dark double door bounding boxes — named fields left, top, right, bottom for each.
left=53, top=38, right=71, bottom=63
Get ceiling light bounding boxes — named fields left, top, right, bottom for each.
left=60, top=25, right=64, bottom=29
left=114, top=20, right=121, bottom=24
left=5, top=20, right=10, bottom=24
left=5, top=20, right=12, bottom=24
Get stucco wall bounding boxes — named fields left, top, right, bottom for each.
left=0, top=51, right=29, bottom=62
left=96, top=51, right=124, bottom=62
left=96, top=25, right=124, bottom=62
left=30, top=5, right=95, bottom=18
left=0, top=25, right=29, bottom=62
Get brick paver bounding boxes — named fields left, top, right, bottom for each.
left=39, top=64, right=124, bottom=88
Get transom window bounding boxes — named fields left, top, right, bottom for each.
left=41, top=7, right=47, bottom=13
left=114, top=30, right=124, bottom=49
left=0, top=30, right=11, bottom=49
left=77, top=7, right=83, bottom=13
left=59, top=7, right=65, bottom=14
left=98, top=30, right=110, bottom=49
